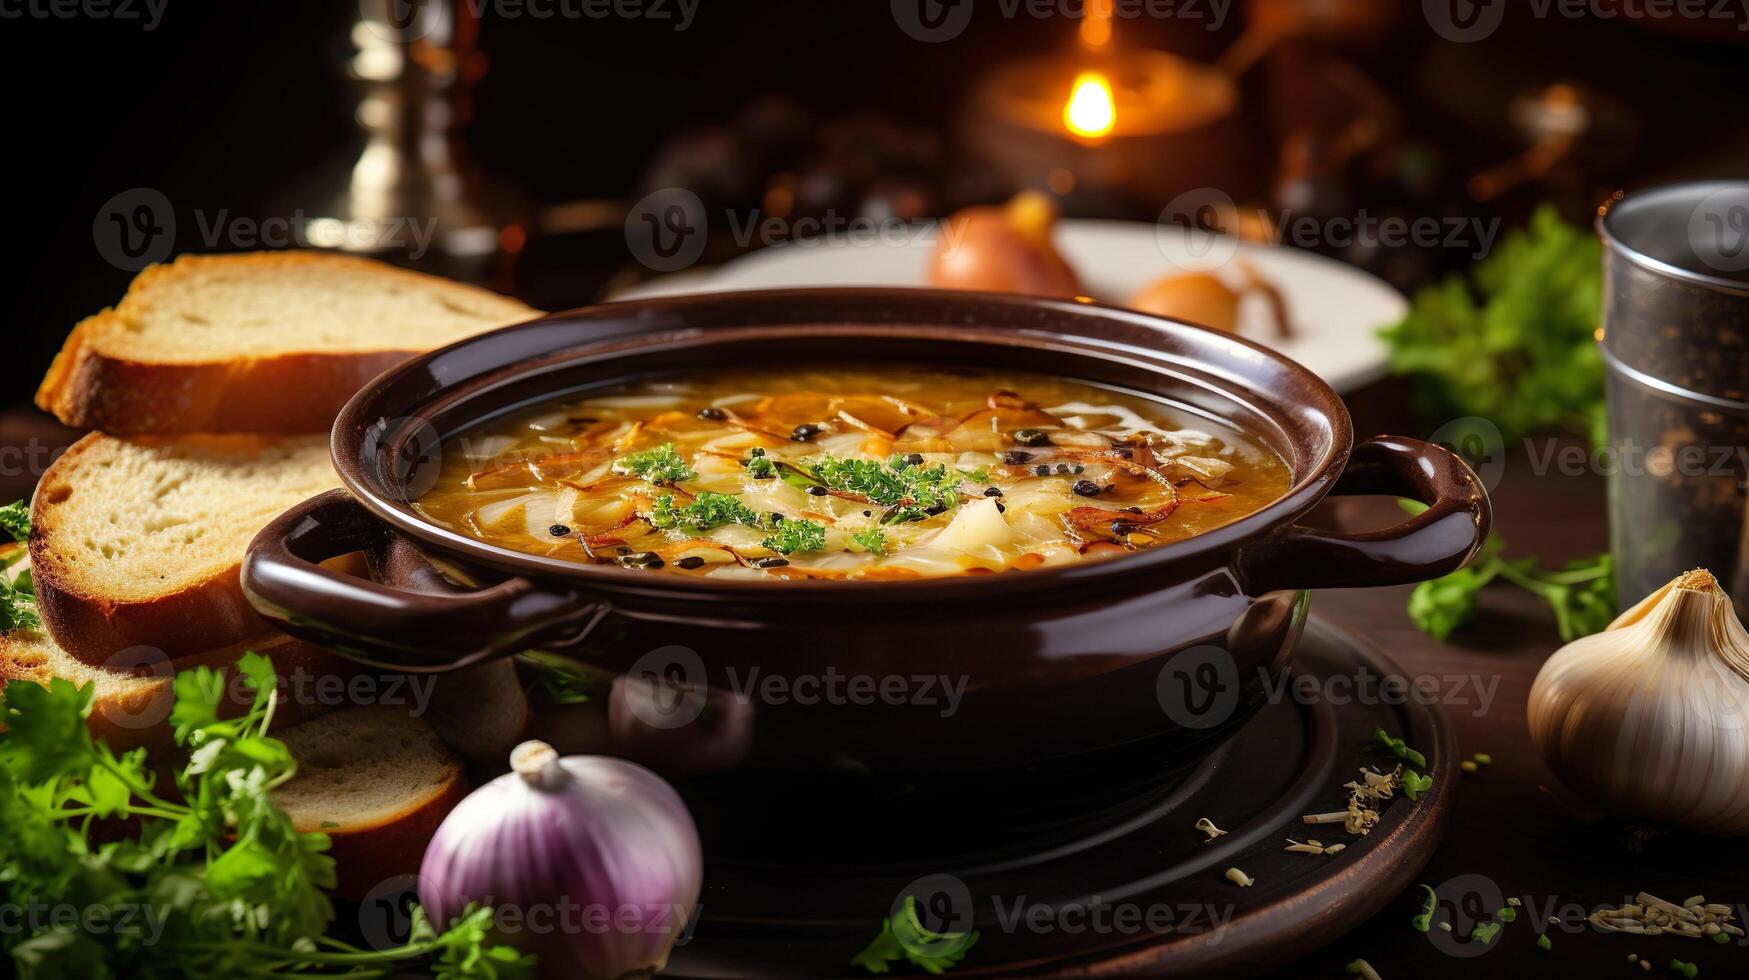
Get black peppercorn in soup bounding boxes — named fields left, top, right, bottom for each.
left=414, top=366, right=1291, bottom=580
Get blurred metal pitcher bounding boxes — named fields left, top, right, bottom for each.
left=1599, top=181, right=1749, bottom=612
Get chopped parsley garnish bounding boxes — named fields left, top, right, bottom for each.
left=808, top=454, right=966, bottom=524
left=650, top=492, right=762, bottom=533
left=744, top=453, right=778, bottom=479
left=646, top=492, right=827, bottom=556
left=612, top=442, right=696, bottom=484
left=0, top=500, right=29, bottom=542
left=852, top=527, right=887, bottom=556
left=762, top=517, right=827, bottom=555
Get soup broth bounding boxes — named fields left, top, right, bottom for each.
left=415, top=365, right=1292, bottom=580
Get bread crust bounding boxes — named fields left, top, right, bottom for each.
left=31, top=434, right=275, bottom=664
left=321, top=770, right=466, bottom=901
left=35, top=252, right=536, bottom=435
left=38, top=318, right=420, bottom=434
left=28, top=433, right=355, bottom=666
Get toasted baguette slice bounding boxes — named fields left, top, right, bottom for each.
left=0, top=626, right=356, bottom=756
left=30, top=432, right=340, bottom=665
left=37, top=251, right=537, bottom=434
left=273, top=705, right=466, bottom=900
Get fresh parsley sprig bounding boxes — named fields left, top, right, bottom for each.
left=0, top=653, right=532, bottom=978
left=1399, top=502, right=1613, bottom=642
left=808, top=454, right=966, bottom=524
left=0, top=501, right=38, bottom=632
left=0, top=500, right=29, bottom=542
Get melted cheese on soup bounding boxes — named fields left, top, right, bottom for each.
left=414, top=366, right=1291, bottom=580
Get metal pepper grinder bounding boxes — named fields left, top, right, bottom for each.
left=306, top=0, right=528, bottom=290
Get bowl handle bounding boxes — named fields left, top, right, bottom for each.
left=1237, top=435, right=1492, bottom=592
left=242, top=489, right=609, bottom=673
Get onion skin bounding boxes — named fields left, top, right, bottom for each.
left=420, top=743, right=704, bottom=978
left=1128, top=273, right=1241, bottom=332
left=928, top=193, right=1082, bottom=298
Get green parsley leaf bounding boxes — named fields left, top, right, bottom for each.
left=808, top=454, right=965, bottom=523
left=650, top=492, right=763, bottom=533
left=852, top=527, right=888, bottom=556
left=0, top=653, right=531, bottom=977
left=1400, top=501, right=1614, bottom=643
left=612, top=442, right=696, bottom=484
left=763, top=516, right=827, bottom=555
left=1402, top=769, right=1434, bottom=801
left=0, top=500, right=29, bottom=542
left=852, top=896, right=979, bottom=975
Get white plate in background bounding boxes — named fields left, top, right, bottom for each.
left=615, top=218, right=1406, bottom=393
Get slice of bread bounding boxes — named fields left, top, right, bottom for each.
left=30, top=432, right=341, bottom=665
left=273, top=704, right=466, bottom=900
left=37, top=251, right=537, bottom=434
left=0, top=626, right=356, bottom=755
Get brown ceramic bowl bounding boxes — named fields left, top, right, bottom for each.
left=243, top=288, right=1488, bottom=791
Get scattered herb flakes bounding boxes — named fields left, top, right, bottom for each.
left=0, top=655, right=531, bottom=977
left=612, top=442, right=696, bottom=484
left=1193, top=817, right=1228, bottom=840
left=1538, top=933, right=1552, bottom=951
left=850, top=896, right=978, bottom=975
left=1670, top=959, right=1698, bottom=979
left=1345, top=958, right=1382, bottom=980
left=1473, top=920, right=1504, bottom=944
left=1371, top=727, right=1427, bottom=769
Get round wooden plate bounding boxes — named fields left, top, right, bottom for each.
left=667, top=616, right=1457, bottom=978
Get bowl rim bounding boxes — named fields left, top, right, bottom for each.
left=330, top=287, right=1354, bottom=602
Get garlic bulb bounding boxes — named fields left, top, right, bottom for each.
left=1528, top=569, right=1749, bottom=835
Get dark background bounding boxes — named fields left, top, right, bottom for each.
left=3, top=1, right=1746, bottom=401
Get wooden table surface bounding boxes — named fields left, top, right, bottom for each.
left=6, top=391, right=1748, bottom=978
left=1267, top=394, right=1749, bottom=978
